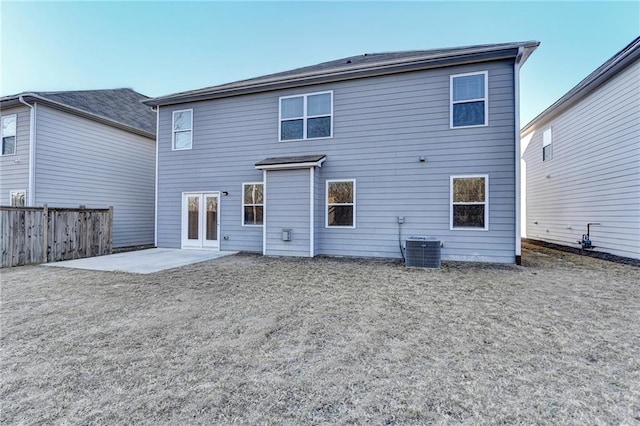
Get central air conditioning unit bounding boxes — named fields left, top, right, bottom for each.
left=405, top=236, right=441, bottom=268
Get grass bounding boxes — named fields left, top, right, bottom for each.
left=1, top=243, right=639, bottom=424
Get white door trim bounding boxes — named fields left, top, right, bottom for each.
left=181, top=191, right=221, bottom=250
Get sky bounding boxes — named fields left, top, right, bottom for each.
left=0, top=1, right=638, bottom=125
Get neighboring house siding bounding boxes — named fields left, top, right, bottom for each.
left=265, top=168, right=311, bottom=256
left=157, top=59, right=516, bottom=262
left=34, top=105, right=156, bottom=247
left=523, top=59, right=640, bottom=259
left=0, top=105, right=30, bottom=204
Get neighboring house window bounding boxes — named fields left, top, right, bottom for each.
left=451, top=175, right=488, bottom=230
left=280, top=91, right=332, bottom=141
left=542, top=128, right=552, bottom=161
left=242, top=183, right=264, bottom=226
left=326, top=179, right=355, bottom=227
left=10, top=190, right=26, bottom=207
left=1, top=114, right=17, bottom=155
left=450, top=71, right=488, bottom=128
left=172, top=110, right=193, bottom=150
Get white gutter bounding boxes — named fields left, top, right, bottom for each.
left=514, top=47, right=523, bottom=265
left=18, top=96, right=36, bottom=206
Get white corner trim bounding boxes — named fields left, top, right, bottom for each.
left=154, top=106, right=159, bottom=247
left=514, top=49, right=522, bottom=257
left=262, top=169, right=267, bottom=255
left=309, top=168, right=314, bottom=256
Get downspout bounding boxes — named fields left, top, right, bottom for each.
left=18, top=96, right=36, bottom=206
left=514, top=47, right=523, bottom=265
left=153, top=106, right=159, bottom=247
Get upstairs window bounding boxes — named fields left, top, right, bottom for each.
left=242, top=183, right=264, bottom=226
left=451, top=71, right=488, bottom=128
left=326, top=179, right=355, bottom=228
left=542, top=128, right=552, bottom=161
left=2, top=114, right=17, bottom=155
left=451, top=175, right=488, bottom=230
left=280, top=91, right=332, bottom=141
left=172, top=110, right=193, bottom=150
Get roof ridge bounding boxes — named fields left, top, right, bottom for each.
left=145, top=40, right=539, bottom=106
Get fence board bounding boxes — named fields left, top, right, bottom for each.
left=0, top=205, right=112, bottom=267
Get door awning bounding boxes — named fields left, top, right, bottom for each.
left=255, top=154, right=326, bottom=170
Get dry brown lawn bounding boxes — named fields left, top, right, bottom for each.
left=1, top=243, right=639, bottom=424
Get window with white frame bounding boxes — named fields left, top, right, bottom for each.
left=542, top=128, right=552, bottom=161
left=10, top=190, right=26, bottom=207
left=2, top=114, right=17, bottom=155
left=242, top=183, right=264, bottom=226
left=280, top=91, right=332, bottom=141
left=451, top=71, right=488, bottom=128
left=326, top=179, right=355, bottom=227
left=172, top=110, right=193, bottom=150
left=451, top=175, right=488, bottom=230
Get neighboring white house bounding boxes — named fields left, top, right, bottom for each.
left=144, top=41, right=539, bottom=264
left=521, top=37, right=640, bottom=260
left=0, top=89, right=156, bottom=248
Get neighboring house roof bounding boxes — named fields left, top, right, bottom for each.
left=0, top=88, right=156, bottom=138
left=521, top=36, right=640, bottom=136
left=144, top=41, right=540, bottom=107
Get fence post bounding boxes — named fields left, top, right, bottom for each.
left=108, top=205, right=114, bottom=253
left=42, top=204, right=48, bottom=263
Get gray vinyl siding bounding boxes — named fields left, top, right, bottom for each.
left=265, top=169, right=311, bottom=256
left=157, top=59, right=517, bottom=262
left=34, top=105, right=156, bottom=248
left=523, top=59, right=640, bottom=260
left=0, top=105, right=30, bottom=205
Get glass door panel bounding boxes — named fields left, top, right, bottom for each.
left=187, top=195, right=200, bottom=241
left=203, top=195, right=219, bottom=247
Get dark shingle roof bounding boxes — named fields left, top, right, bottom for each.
left=145, top=41, right=539, bottom=107
left=522, top=36, right=640, bottom=135
left=255, top=154, right=327, bottom=167
left=1, top=88, right=155, bottom=137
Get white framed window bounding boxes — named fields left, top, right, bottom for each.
left=172, top=109, right=193, bottom=150
left=10, top=190, right=26, bottom=207
left=2, top=114, right=17, bottom=156
left=242, top=182, right=264, bottom=226
left=450, top=175, right=488, bottom=230
left=326, top=179, right=355, bottom=228
left=450, top=71, right=488, bottom=128
left=542, top=128, right=552, bottom=162
left=279, top=91, right=333, bottom=141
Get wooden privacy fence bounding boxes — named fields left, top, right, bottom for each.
left=0, top=205, right=113, bottom=268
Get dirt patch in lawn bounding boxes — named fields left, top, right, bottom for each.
left=1, top=244, right=639, bottom=424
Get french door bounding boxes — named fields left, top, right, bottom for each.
left=181, top=192, right=220, bottom=249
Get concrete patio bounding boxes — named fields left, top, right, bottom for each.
left=44, top=248, right=237, bottom=274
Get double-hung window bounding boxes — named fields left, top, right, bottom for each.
left=2, top=114, right=17, bottom=155
left=451, top=175, right=488, bottom=230
left=280, top=91, right=332, bottom=141
left=172, top=110, right=193, bottom=150
left=542, top=128, right=552, bottom=161
left=242, top=183, right=264, bottom=226
left=450, top=71, right=488, bottom=128
left=326, top=179, right=355, bottom=228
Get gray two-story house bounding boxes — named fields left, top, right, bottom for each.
left=0, top=89, right=156, bottom=248
left=145, top=41, right=539, bottom=263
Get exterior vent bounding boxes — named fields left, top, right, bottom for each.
left=405, top=236, right=441, bottom=268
